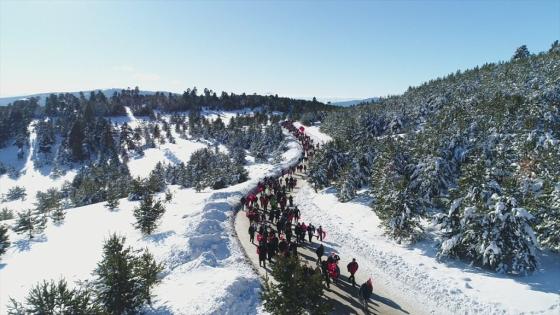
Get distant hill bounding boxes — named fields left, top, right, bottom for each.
left=331, top=97, right=379, bottom=107
left=0, top=89, right=161, bottom=106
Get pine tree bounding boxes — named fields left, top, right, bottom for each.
left=105, top=188, right=120, bottom=211
left=134, top=249, right=164, bottom=305
left=94, top=234, right=143, bottom=314
left=535, top=185, right=560, bottom=252
left=13, top=210, right=45, bottom=240
left=50, top=208, right=65, bottom=225
left=0, top=224, right=10, bottom=257
left=68, top=120, right=86, bottom=161
left=7, top=279, right=101, bottom=315
left=262, top=255, right=331, bottom=315
left=512, top=45, right=530, bottom=60
left=133, top=194, right=165, bottom=235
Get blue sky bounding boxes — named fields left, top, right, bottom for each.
left=0, top=1, right=558, bottom=100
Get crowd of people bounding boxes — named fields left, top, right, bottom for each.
left=240, top=120, right=374, bottom=311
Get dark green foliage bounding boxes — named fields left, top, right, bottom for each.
left=93, top=234, right=163, bottom=314
left=261, top=255, right=331, bottom=315
left=4, top=186, right=27, bottom=202
left=133, top=194, right=165, bottom=235
left=105, top=187, right=120, bottom=211
left=70, top=159, right=131, bottom=206
left=35, top=188, right=63, bottom=214
left=0, top=224, right=10, bottom=257
left=7, top=279, right=101, bottom=315
left=134, top=249, right=164, bottom=305
left=512, top=45, right=530, bottom=60
left=68, top=120, right=86, bottom=161
left=13, top=210, right=46, bottom=240
left=184, top=148, right=248, bottom=191
left=0, top=207, right=14, bottom=221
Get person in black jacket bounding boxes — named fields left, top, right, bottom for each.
left=315, top=243, right=324, bottom=264
left=321, top=260, right=330, bottom=289
left=359, top=279, right=373, bottom=311
left=258, top=241, right=268, bottom=268
left=248, top=224, right=256, bottom=244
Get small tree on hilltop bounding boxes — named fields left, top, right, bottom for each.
left=262, top=255, right=331, bottom=315
left=133, top=194, right=165, bottom=235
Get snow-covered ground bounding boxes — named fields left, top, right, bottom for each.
left=0, top=124, right=302, bottom=314
left=293, top=125, right=560, bottom=315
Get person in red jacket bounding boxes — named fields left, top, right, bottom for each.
left=347, top=258, right=359, bottom=287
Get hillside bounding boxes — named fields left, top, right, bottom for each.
left=308, top=43, right=560, bottom=274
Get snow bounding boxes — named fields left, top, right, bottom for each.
left=0, top=122, right=302, bottom=314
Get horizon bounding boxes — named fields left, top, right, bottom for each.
left=1, top=1, right=559, bottom=99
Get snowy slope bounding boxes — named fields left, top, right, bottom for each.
left=0, top=120, right=77, bottom=210
left=0, top=124, right=302, bottom=314
left=295, top=127, right=560, bottom=315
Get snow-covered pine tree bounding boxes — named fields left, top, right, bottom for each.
left=0, top=208, right=14, bottom=221
left=371, top=140, right=423, bottom=243
left=535, top=185, right=560, bottom=252
left=4, top=186, right=26, bottom=202
left=0, top=224, right=10, bottom=257
left=133, top=194, right=165, bottom=235
left=50, top=207, right=65, bottom=225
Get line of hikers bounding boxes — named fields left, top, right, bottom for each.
left=242, top=120, right=374, bottom=311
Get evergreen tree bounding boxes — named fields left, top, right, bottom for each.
left=133, top=194, right=165, bottom=235
left=0, top=224, right=10, bottom=257
left=105, top=187, right=120, bottom=211
left=35, top=188, right=62, bottom=214
left=13, top=210, right=46, bottom=240
left=5, top=186, right=27, bottom=202
left=134, top=249, right=164, bottom=305
left=512, top=45, right=530, bottom=60
left=0, top=207, right=14, bottom=221
left=68, top=120, right=86, bottom=161
left=94, top=234, right=143, bottom=314
left=262, top=255, right=331, bottom=315
left=7, top=279, right=101, bottom=315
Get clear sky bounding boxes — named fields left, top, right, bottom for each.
left=0, top=0, right=558, bottom=100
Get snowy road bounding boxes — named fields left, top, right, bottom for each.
left=234, top=171, right=417, bottom=315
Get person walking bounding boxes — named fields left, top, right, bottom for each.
left=307, top=223, right=315, bottom=243
left=359, top=278, right=373, bottom=312
left=248, top=224, right=256, bottom=244
left=258, top=241, right=268, bottom=268
left=317, top=225, right=325, bottom=242
left=321, top=259, right=331, bottom=289
left=347, top=258, right=359, bottom=287
left=315, top=243, right=324, bottom=264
